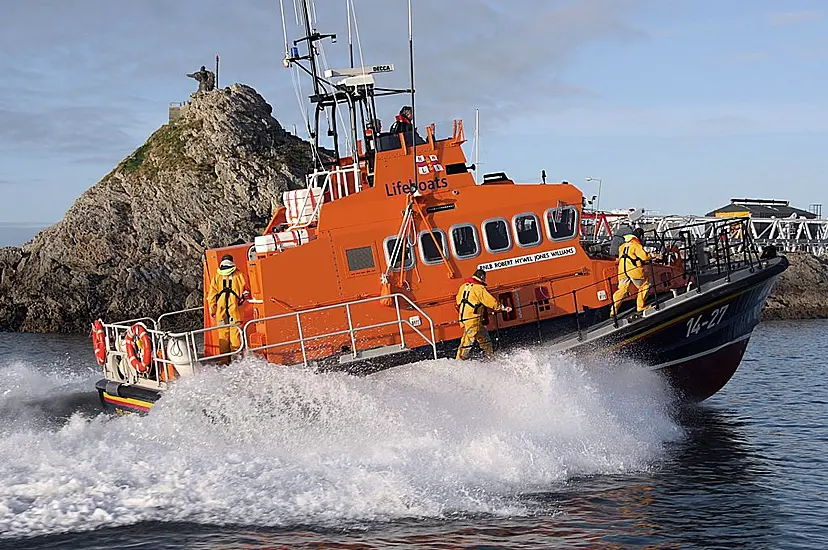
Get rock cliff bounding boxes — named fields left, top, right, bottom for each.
left=761, top=252, right=828, bottom=320
left=0, top=84, right=317, bottom=332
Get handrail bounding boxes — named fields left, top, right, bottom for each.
left=242, top=293, right=437, bottom=365
left=108, top=316, right=158, bottom=331
left=522, top=217, right=760, bottom=335
left=99, top=320, right=244, bottom=386
left=292, top=163, right=361, bottom=230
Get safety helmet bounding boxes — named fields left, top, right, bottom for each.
left=221, top=253, right=234, bottom=262
left=472, top=268, right=487, bottom=283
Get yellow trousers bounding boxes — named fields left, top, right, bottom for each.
left=456, top=318, right=493, bottom=360
left=612, top=277, right=651, bottom=314
left=217, top=321, right=242, bottom=363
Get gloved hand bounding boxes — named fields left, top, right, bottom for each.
left=502, top=306, right=513, bottom=313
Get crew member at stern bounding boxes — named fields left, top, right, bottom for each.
left=207, top=254, right=249, bottom=361
left=455, top=269, right=512, bottom=360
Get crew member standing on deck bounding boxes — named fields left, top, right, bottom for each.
left=207, top=254, right=249, bottom=361
left=611, top=228, right=657, bottom=315
left=455, top=269, right=511, bottom=360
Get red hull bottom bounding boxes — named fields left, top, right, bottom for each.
left=658, top=337, right=751, bottom=402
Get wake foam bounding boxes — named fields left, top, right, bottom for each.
left=0, top=348, right=681, bottom=538
left=0, top=361, right=100, bottom=434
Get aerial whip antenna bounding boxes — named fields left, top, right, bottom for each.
left=346, top=0, right=354, bottom=68
left=408, top=0, right=416, bottom=186
left=474, top=108, right=480, bottom=184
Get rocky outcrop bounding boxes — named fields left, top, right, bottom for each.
left=0, top=84, right=317, bottom=332
left=762, top=252, right=828, bottom=320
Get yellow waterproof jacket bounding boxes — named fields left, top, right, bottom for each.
left=617, top=235, right=650, bottom=280
left=456, top=279, right=502, bottom=322
left=207, top=266, right=248, bottom=324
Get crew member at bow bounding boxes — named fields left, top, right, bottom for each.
left=611, top=228, right=657, bottom=315
left=455, top=269, right=512, bottom=360
left=207, top=254, right=250, bottom=361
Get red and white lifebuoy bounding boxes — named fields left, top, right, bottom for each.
left=124, top=322, right=152, bottom=375
left=91, top=319, right=107, bottom=366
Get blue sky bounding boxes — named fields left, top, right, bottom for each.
left=1, top=0, right=825, bottom=225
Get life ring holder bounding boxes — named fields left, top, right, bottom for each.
left=91, top=319, right=107, bottom=366
left=124, top=322, right=153, bottom=375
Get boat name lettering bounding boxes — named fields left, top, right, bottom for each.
left=384, top=177, right=448, bottom=197
left=477, top=246, right=577, bottom=272
left=685, top=304, right=729, bottom=337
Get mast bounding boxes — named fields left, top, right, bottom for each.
left=300, top=0, right=321, bottom=98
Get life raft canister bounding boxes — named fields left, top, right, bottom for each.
left=91, top=319, right=107, bottom=366
left=124, top=322, right=152, bottom=374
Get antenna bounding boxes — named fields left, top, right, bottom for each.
left=215, top=54, right=220, bottom=89
left=408, top=0, right=416, bottom=185
left=346, top=0, right=354, bottom=68
left=474, top=109, right=480, bottom=184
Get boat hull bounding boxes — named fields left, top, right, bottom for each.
left=95, top=379, right=161, bottom=415
left=551, top=255, right=787, bottom=401
left=96, top=257, right=787, bottom=412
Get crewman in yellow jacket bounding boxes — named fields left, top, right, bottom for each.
left=611, top=228, right=655, bottom=315
left=207, top=254, right=249, bottom=359
left=455, top=269, right=512, bottom=360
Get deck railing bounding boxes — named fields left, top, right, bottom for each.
left=242, top=293, right=437, bottom=366
left=98, top=293, right=436, bottom=386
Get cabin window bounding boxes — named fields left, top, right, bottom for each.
left=513, top=213, right=541, bottom=247
left=383, top=236, right=415, bottom=271
left=483, top=218, right=512, bottom=253
left=544, top=206, right=578, bottom=241
left=419, top=230, right=447, bottom=265
left=450, top=224, right=480, bottom=259
left=345, top=246, right=375, bottom=272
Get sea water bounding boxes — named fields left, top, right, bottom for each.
left=0, top=321, right=825, bottom=549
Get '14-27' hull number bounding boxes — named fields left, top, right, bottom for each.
left=686, top=305, right=729, bottom=338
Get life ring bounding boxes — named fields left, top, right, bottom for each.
left=125, top=322, right=152, bottom=375
left=91, top=319, right=107, bottom=366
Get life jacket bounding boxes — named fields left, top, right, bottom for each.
left=457, top=277, right=490, bottom=322
left=390, top=114, right=413, bottom=134
left=618, top=235, right=647, bottom=280
left=211, top=264, right=246, bottom=323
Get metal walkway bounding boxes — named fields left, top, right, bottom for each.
left=584, top=212, right=828, bottom=257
